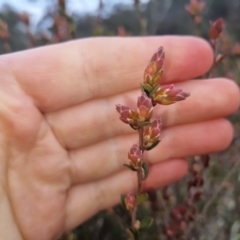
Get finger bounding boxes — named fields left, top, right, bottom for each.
left=65, top=158, right=188, bottom=230
left=1, top=36, right=213, bottom=112
left=68, top=119, right=233, bottom=184
left=47, top=78, right=239, bottom=149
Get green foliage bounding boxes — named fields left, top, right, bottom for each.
left=136, top=193, right=149, bottom=204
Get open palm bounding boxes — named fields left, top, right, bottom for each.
left=0, top=36, right=239, bottom=240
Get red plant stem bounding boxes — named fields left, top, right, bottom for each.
left=131, top=127, right=145, bottom=230
left=208, top=39, right=218, bottom=78
left=138, top=126, right=144, bottom=193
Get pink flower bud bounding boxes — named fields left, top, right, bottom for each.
left=152, top=84, right=190, bottom=105
left=143, top=119, right=162, bottom=149
left=116, top=104, right=138, bottom=127
left=124, top=193, right=136, bottom=211
left=209, top=18, right=224, bottom=39
left=128, top=144, right=141, bottom=169
left=143, top=47, right=165, bottom=87
left=137, top=93, right=153, bottom=122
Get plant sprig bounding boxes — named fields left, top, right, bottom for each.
left=116, top=47, right=190, bottom=239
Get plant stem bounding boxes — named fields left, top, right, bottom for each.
left=138, top=127, right=144, bottom=193
left=208, top=39, right=218, bottom=78
left=131, top=127, right=144, bottom=230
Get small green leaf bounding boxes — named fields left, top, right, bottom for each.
left=141, top=162, right=149, bottom=180
left=145, top=140, right=160, bottom=151
left=121, top=194, right=126, bottom=209
left=136, top=193, right=148, bottom=204
left=138, top=121, right=151, bottom=127
left=126, top=229, right=135, bottom=240
left=140, top=217, right=154, bottom=229
left=123, top=164, right=137, bottom=171
left=142, top=83, right=153, bottom=93
left=150, top=84, right=159, bottom=95
left=129, top=227, right=140, bottom=240
left=127, top=226, right=141, bottom=240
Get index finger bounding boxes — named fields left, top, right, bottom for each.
left=0, top=36, right=213, bottom=112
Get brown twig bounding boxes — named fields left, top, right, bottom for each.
left=208, top=39, right=218, bottom=78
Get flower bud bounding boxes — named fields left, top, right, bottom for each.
left=143, top=119, right=162, bottom=150
left=209, top=18, right=224, bottom=40
left=128, top=144, right=141, bottom=169
left=175, top=205, right=187, bottom=216
left=180, top=221, right=187, bottom=230
left=192, top=190, right=202, bottom=202
left=171, top=209, right=182, bottom=221
left=151, top=84, right=190, bottom=105
left=143, top=47, right=165, bottom=87
left=165, top=229, right=175, bottom=238
left=124, top=193, right=136, bottom=212
left=116, top=104, right=138, bottom=128
left=137, top=93, right=153, bottom=122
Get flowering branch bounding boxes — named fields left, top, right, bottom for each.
left=116, top=47, right=190, bottom=239
left=208, top=18, right=224, bottom=78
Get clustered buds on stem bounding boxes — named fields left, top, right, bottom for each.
left=128, top=144, right=142, bottom=170
left=141, top=47, right=189, bottom=106
left=116, top=46, right=190, bottom=238
left=116, top=92, right=153, bottom=130
left=123, top=193, right=136, bottom=212
left=185, top=0, right=205, bottom=24
left=137, top=93, right=153, bottom=122
left=143, top=46, right=164, bottom=88
left=208, top=18, right=224, bottom=74
left=116, top=104, right=139, bottom=127
left=143, top=119, right=161, bottom=150
left=151, top=85, right=190, bottom=105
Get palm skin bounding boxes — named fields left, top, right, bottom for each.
left=0, top=36, right=239, bottom=240
left=0, top=72, right=70, bottom=240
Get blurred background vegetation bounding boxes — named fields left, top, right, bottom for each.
left=0, top=0, right=240, bottom=239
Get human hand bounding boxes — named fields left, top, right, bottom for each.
left=0, top=36, right=239, bottom=240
